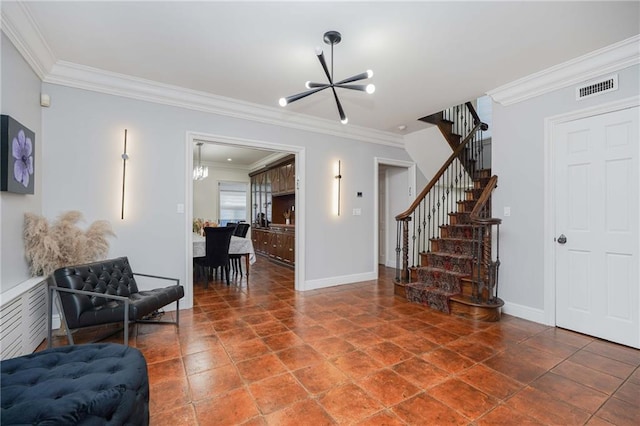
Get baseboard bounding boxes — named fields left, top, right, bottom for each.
left=302, top=271, right=378, bottom=291
left=501, top=301, right=547, bottom=325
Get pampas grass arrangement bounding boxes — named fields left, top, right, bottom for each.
left=24, top=211, right=115, bottom=276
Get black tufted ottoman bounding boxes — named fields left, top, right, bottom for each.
left=1, top=343, right=149, bottom=425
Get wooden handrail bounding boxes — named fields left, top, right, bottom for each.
left=395, top=121, right=483, bottom=221
left=470, top=175, right=501, bottom=225
left=465, top=101, right=489, bottom=131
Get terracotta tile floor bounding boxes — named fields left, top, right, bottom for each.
left=45, top=257, right=640, bottom=425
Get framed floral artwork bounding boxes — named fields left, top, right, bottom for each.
left=1, top=115, right=35, bottom=194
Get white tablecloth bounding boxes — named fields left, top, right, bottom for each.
left=193, top=234, right=256, bottom=264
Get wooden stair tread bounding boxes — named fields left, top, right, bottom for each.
left=449, top=294, right=504, bottom=308
left=435, top=237, right=475, bottom=243
left=406, top=283, right=459, bottom=296
left=416, top=266, right=469, bottom=278
left=423, top=252, right=474, bottom=261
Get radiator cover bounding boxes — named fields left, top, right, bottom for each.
left=0, top=277, right=48, bottom=360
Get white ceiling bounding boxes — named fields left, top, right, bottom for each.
left=13, top=1, right=640, bottom=147
left=195, top=142, right=277, bottom=167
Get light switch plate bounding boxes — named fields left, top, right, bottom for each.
left=177, top=203, right=185, bottom=214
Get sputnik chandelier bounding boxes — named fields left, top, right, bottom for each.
left=278, top=31, right=375, bottom=124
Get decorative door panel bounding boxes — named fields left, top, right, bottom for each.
left=555, top=106, right=638, bottom=348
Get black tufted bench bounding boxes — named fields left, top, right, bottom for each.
left=49, top=256, right=184, bottom=346
left=1, top=343, right=149, bottom=425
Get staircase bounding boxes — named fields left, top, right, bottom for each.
left=395, top=102, right=503, bottom=321
left=404, top=169, right=503, bottom=321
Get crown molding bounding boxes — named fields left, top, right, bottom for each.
left=488, top=34, right=640, bottom=106
left=1, top=1, right=401, bottom=147
left=43, top=61, right=403, bottom=148
left=0, top=1, right=55, bottom=80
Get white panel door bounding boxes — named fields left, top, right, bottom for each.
left=555, top=106, right=639, bottom=348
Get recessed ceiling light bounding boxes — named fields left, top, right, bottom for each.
left=398, top=125, right=407, bottom=131
left=227, top=158, right=232, bottom=162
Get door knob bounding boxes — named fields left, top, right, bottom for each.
left=557, top=234, right=567, bottom=244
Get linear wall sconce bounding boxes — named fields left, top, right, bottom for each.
left=334, top=160, right=342, bottom=216
left=121, top=129, right=128, bottom=220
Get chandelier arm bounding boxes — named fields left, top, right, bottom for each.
left=316, top=51, right=334, bottom=84
left=334, top=71, right=371, bottom=85
left=334, top=84, right=369, bottom=92
left=278, top=31, right=372, bottom=123
left=330, top=87, right=347, bottom=123
left=306, top=82, right=330, bottom=89
left=284, top=86, right=330, bottom=105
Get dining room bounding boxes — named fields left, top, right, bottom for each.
left=191, top=141, right=296, bottom=293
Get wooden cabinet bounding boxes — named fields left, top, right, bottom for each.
left=251, top=171, right=271, bottom=227
left=251, top=226, right=295, bottom=266
left=268, top=167, right=281, bottom=195
left=276, top=229, right=295, bottom=264
left=278, top=162, right=295, bottom=194
left=250, top=155, right=295, bottom=267
left=250, top=155, right=295, bottom=227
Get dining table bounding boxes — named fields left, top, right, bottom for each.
left=193, top=233, right=256, bottom=278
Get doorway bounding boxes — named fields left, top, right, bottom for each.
left=185, top=132, right=304, bottom=309
left=546, top=101, right=639, bottom=348
left=374, top=158, right=416, bottom=275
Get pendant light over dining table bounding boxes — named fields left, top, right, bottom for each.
left=193, top=142, right=208, bottom=181
left=279, top=31, right=375, bottom=124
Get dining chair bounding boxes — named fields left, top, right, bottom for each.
left=234, top=223, right=250, bottom=237
left=231, top=223, right=251, bottom=276
left=194, top=226, right=234, bottom=287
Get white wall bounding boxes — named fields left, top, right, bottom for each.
left=40, top=83, right=413, bottom=301
left=404, top=126, right=451, bottom=179
left=0, top=34, right=42, bottom=292
left=492, top=64, right=640, bottom=319
left=192, top=160, right=251, bottom=224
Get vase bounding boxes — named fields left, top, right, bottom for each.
left=285, top=218, right=290, bottom=225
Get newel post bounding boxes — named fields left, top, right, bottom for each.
left=401, top=217, right=411, bottom=282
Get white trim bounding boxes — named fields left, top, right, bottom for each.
left=43, top=61, right=403, bottom=148
left=543, top=96, right=640, bottom=327
left=0, top=276, right=46, bottom=304
left=502, top=301, right=546, bottom=325
left=0, top=3, right=400, bottom=146
left=185, top=132, right=305, bottom=299
left=303, top=271, right=378, bottom=292
left=184, top=134, right=195, bottom=310
left=373, top=157, right=416, bottom=279
left=0, top=2, right=56, bottom=80
left=489, top=35, right=640, bottom=106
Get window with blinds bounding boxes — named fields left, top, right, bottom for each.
left=218, top=181, right=248, bottom=226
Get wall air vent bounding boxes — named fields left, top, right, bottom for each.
left=576, top=74, right=618, bottom=100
